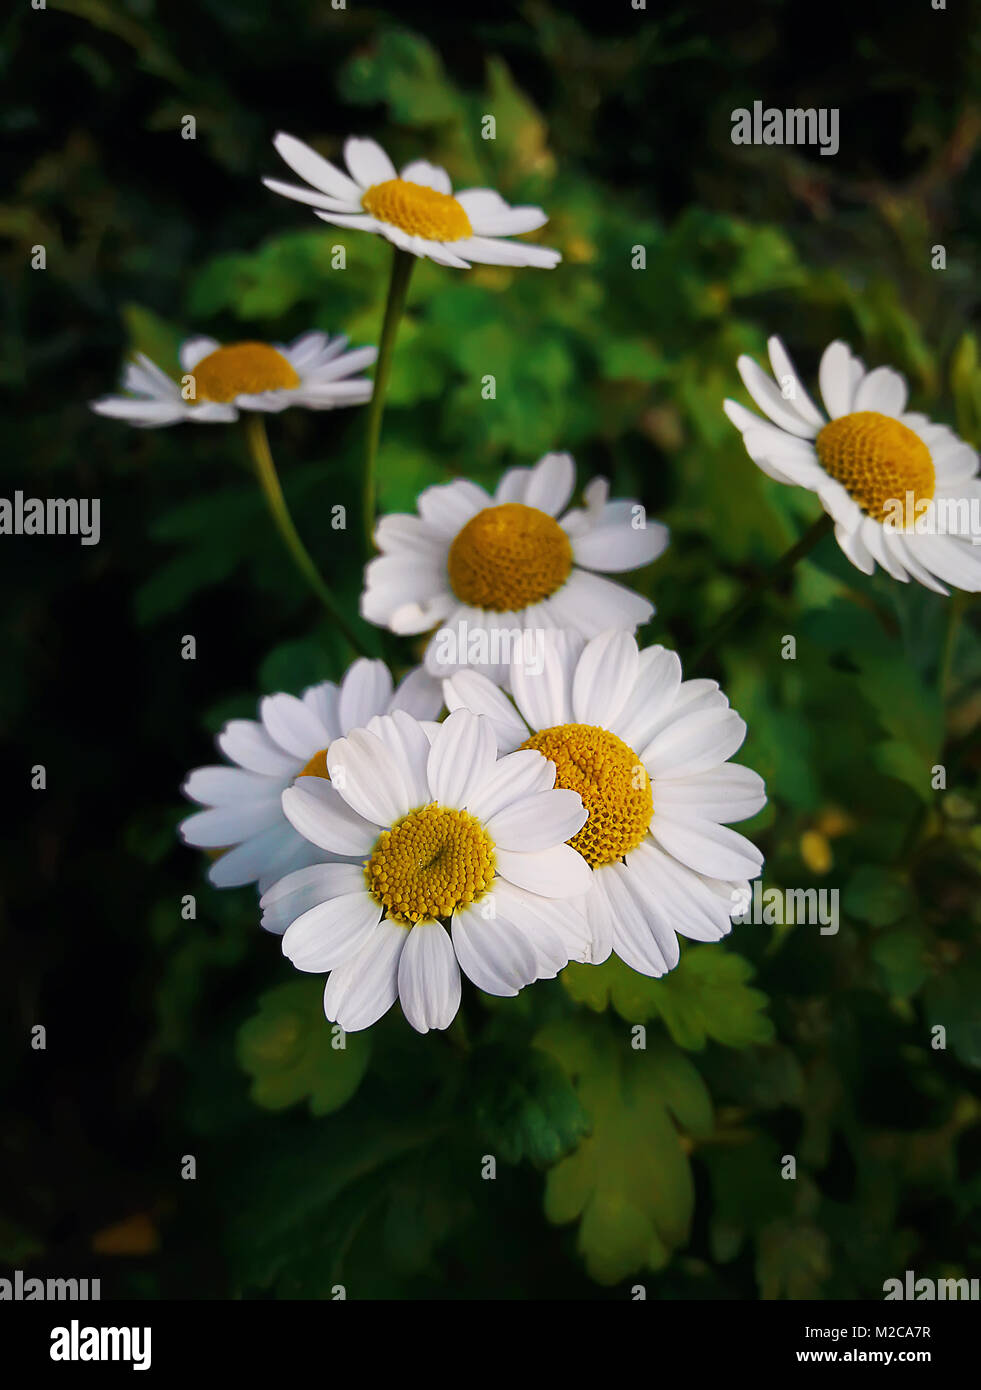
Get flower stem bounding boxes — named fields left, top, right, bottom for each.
left=363, top=246, right=415, bottom=550
left=691, top=513, right=834, bottom=669
left=243, top=414, right=368, bottom=654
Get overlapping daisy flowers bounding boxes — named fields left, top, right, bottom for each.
left=93, top=132, right=981, bottom=1034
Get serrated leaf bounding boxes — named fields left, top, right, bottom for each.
left=561, top=947, right=774, bottom=1050
left=536, top=1018, right=712, bottom=1284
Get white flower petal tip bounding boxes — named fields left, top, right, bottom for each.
left=264, top=132, right=561, bottom=271
left=91, top=329, right=377, bottom=428
left=726, top=336, right=981, bottom=594
left=362, top=456, right=668, bottom=671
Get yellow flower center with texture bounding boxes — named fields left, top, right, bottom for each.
left=298, top=748, right=330, bottom=781
left=520, top=724, right=652, bottom=868
left=365, top=803, right=495, bottom=924
left=447, top=503, right=574, bottom=611
left=361, top=179, right=473, bottom=242
left=192, top=342, right=300, bottom=403
left=815, top=411, right=935, bottom=523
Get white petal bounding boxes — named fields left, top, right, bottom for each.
left=451, top=904, right=539, bottom=995
left=179, top=337, right=219, bottom=371
left=652, top=764, right=767, bottom=823
left=572, top=629, right=640, bottom=727
left=344, top=136, right=397, bottom=187
left=642, top=709, right=747, bottom=779
left=271, top=132, right=363, bottom=201
left=736, top=354, right=818, bottom=438
left=397, top=922, right=462, bottom=1032
left=259, top=862, right=362, bottom=935
left=610, top=646, right=683, bottom=752
left=523, top=452, right=576, bottom=515
left=282, top=889, right=383, bottom=972
left=281, top=779, right=378, bottom=855
left=651, top=815, right=764, bottom=880
left=555, top=568, right=653, bottom=635
left=598, top=864, right=678, bottom=977
left=465, top=748, right=555, bottom=822
left=427, top=709, right=497, bottom=809
left=766, top=337, right=825, bottom=428
left=853, top=365, right=907, bottom=417
left=327, top=727, right=410, bottom=825
left=360, top=709, right=432, bottom=808
left=399, top=160, right=452, bottom=194
left=323, top=920, right=408, bottom=1032
left=182, top=765, right=279, bottom=807
left=260, top=693, right=330, bottom=759
left=388, top=665, right=443, bottom=720
left=494, top=843, right=593, bottom=898
left=179, top=800, right=281, bottom=848
left=626, top=843, right=733, bottom=942
left=818, top=340, right=858, bottom=419
left=417, top=479, right=490, bottom=536
left=451, top=236, right=561, bottom=269
left=510, top=630, right=580, bottom=730
left=443, top=670, right=529, bottom=752
left=338, top=658, right=394, bottom=734
left=486, top=789, right=586, bottom=851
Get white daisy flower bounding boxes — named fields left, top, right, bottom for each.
left=180, top=659, right=441, bottom=894
left=361, top=451, right=669, bottom=684
left=264, top=708, right=594, bottom=1034
left=91, top=331, right=377, bottom=427
left=263, top=133, right=561, bottom=271
left=724, top=337, right=981, bottom=594
left=443, top=629, right=767, bottom=977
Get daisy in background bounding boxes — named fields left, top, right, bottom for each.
left=93, top=328, right=379, bottom=637
left=443, top=630, right=766, bottom=976
left=362, top=451, right=669, bottom=684
left=90, top=331, right=377, bottom=426
left=180, top=659, right=441, bottom=895
left=264, top=709, right=594, bottom=1034
left=725, top=337, right=981, bottom=593
left=264, top=133, right=560, bottom=270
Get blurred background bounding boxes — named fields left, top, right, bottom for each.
left=2, top=0, right=979, bottom=1299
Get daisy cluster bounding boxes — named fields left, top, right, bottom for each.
left=91, top=131, right=980, bottom=1035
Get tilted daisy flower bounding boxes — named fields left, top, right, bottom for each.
left=91, top=331, right=377, bottom=427
left=443, top=630, right=767, bottom=976
left=180, top=659, right=441, bottom=894
left=361, top=451, right=669, bottom=684
left=263, top=133, right=561, bottom=271
left=725, top=337, right=981, bottom=593
left=264, top=708, right=594, bottom=1033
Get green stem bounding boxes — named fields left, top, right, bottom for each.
left=243, top=414, right=368, bottom=655
left=691, top=513, right=834, bottom=669
left=363, top=246, right=415, bottom=551
left=939, top=590, right=965, bottom=701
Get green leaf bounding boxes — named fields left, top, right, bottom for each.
left=470, top=1043, right=590, bottom=1167
left=925, top=958, right=981, bottom=1067
left=536, top=1018, right=712, bottom=1284
left=236, top=979, right=372, bottom=1116
left=870, top=927, right=930, bottom=998
left=561, top=947, right=774, bottom=1050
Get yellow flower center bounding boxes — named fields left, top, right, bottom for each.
left=298, top=748, right=330, bottom=780
left=815, top=411, right=935, bottom=523
left=447, top=503, right=574, bottom=611
left=365, top=802, right=495, bottom=924
left=520, top=724, right=652, bottom=868
left=191, top=342, right=300, bottom=403
left=361, top=178, right=472, bottom=242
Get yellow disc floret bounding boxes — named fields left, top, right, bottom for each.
left=192, top=342, right=300, bottom=403
left=520, top=724, right=652, bottom=868
left=365, top=802, right=495, bottom=924
left=361, top=179, right=473, bottom=242
left=815, top=411, right=935, bottom=523
left=447, top=503, right=574, bottom=611
left=298, top=748, right=330, bottom=781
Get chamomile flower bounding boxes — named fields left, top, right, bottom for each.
left=180, top=659, right=441, bottom=894
left=443, top=630, right=767, bottom=977
left=263, top=133, right=561, bottom=270
left=265, top=708, right=594, bottom=1033
left=91, top=331, right=377, bottom=427
left=362, top=451, right=669, bottom=684
left=725, top=337, right=981, bottom=593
